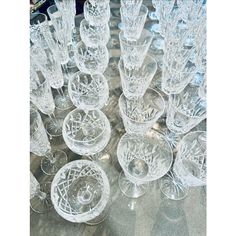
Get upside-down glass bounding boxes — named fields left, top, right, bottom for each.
left=30, top=108, right=67, bottom=175
left=117, top=131, right=173, bottom=198
left=74, top=41, right=109, bottom=74
left=160, top=131, right=206, bottom=200
left=68, top=71, right=109, bottom=110
left=119, top=29, right=153, bottom=70
left=84, top=0, right=110, bottom=26
left=166, top=84, right=206, bottom=135
left=80, top=19, right=110, bottom=47
left=119, top=88, right=165, bottom=135
left=120, top=4, right=148, bottom=41
left=30, top=172, right=53, bottom=213
left=63, top=109, right=111, bottom=155
left=51, top=160, right=110, bottom=224
left=118, top=55, right=157, bottom=100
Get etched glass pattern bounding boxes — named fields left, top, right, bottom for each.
left=80, top=19, right=110, bottom=47
left=166, top=84, right=206, bottom=134
left=63, top=109, right=111, bottom=155
left=68, top=72, right=109, bottom=110
left=119, top=88, right=165, bottom=135
left=74, top=41, right=109, bottom=74
left=51, top=160, right=110, bottom=223
left=118, top=55, right=157, bottom=100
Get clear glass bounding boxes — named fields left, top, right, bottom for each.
left=74, top=41, right=109, bottom=74
left=118, top=55, right=157, bottom=100
left=119, top=88, right=165, bottom=135
left=120, top=4, right=148, bottom=41
left=160, top=131, right=206, bottom=200
left=31, top=45, right=64, bottom=90
left=117, top=130, right=173, bottom=198
left=166, top=84, right=206, bottom=135
left=149, top=0, right=160, bottom=21
left=30, top=172, right=53, bottom=213
left=119, top=29, right=153, bottom=70
left=198, top=76, right=206, bottom=100
left=62, top=109, right=111, bottom=155
left=51, top=160, right=110, bottom=224
left=84, top=0, right=110, bottom=26
left=80, top=19, right=110, bottom=47
left=30, top=108, right=67, bottom=175
left=120, top=0, right=143, bottom=20
left=68, top=71, right=109, bottom=110
left=47, top=5, right=70, bottom=63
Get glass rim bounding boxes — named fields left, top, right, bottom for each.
left=117, top=131, right=173, bottom=182
left=47, top=4, right=59, bottom=16
left=169, top=90, right=206, bottom=118
left=30, top=13, right=47, bottom=25
left=119, top=28, right=153, bottom=47
left=119, top=87, right=165, bottom=124
left=63, top=108, right=110, bottom=144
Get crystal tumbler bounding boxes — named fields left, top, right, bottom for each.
left=118, top=55, right=157, bottom=100
left=119, top=88, right=165, bottom=135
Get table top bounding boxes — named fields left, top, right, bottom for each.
left=30, top=1, right=206, bottom=235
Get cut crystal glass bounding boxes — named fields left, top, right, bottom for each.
left=117, top=130, right=173, bottom=198
left=30, top=108, right=67, bottom=175
left=118, top=54, right=157, bottom=100
left=62, top=109, right=111, bottom=155
left=68, top=72, right=109, bottom=110
left=84, top=0, right=110, bottom=26
left=119, top=29, right=153, bottom=70
left=160, top=131, right=206, bottom=200
left=166, top=84, right=206, bottom=134
left=74, top=41, right=109, bottom=74
left=80, top=19, right=110, bottom=47
left=30, top=172, right=53, bottom=213
left=51, top=160, right=110, bottom=224
left=119, top=88, right=165, bottom=135
left=120, top=4, right=148, bottom=41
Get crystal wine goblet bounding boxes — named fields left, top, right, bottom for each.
left=30, top=172, right=53, bottom=213
left=117, top=130, right=173, bottom=198
left=120, top=4, right=148, bottom=41
left=120, top=0, right=143, bottom=20
left=119, top=29, right=153, bottom=70
left=119, top=88, right=165, bottom=135
left=160, top=131, right=206, bottom=200
left=118, top=54, right=157, bottom=100
left=62, top=109, right=111, bottom=156
left=30, top=108, right=67, bottom=175
left=80, top=19, right=110, bottom=47
left=74, top=41, right=109, bottom=74
left=51, top=160, right=110, bottom=224
left=166, top=84, right=206, bottom=135
left=68, top=71, right=109, bottom=110
left=84, top=0, right=110, bottom=26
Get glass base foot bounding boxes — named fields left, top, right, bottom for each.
left=44, top=118, right=63, bottom=137
left=41, top=150, right=68, bottom=175
left=118, top=171, right=149, bottom=199
left=54, top=93, right=73, bottom=111
left=30, top=182, right=53, bottom=213
left=160, top=171, right=189, bottom=200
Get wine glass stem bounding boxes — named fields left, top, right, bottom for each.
left=37, top=189, right=47, bottom=200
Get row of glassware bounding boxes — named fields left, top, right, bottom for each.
left=30, top=0, right=206, bottom=226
